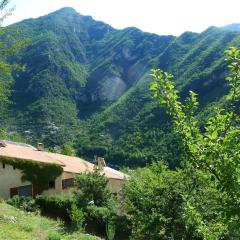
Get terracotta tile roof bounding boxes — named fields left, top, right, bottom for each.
left=0, top=141, right=127, bottom=180
left=45, top=152, right=126, bottom=180
left=0, top=141, right=64, bottom=166
left=45, top=152, right=95, bottom=173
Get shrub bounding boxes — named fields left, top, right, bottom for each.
left=36, top=194, right=76, bottom=220
left=69, top=203, right=85, bottom=231
left=123, top=163, right=202, bottom=239
left=85, top=204, right=130, bottom=238
left=74, top=169, right=111, bottom=207
left=48, top=231, right=61, bottom=240
left=106, top=221, right=115, bottom=240
left=7, top=196, right=38, bottom=212
left=20, top=224, right=33, bottom=233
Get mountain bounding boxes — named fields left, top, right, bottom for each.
left=3, top=7, right=240, bottom=167
left=222, top=23, right=240, bottom=31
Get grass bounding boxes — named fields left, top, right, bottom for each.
left=0, top=202, right=100, bottom=240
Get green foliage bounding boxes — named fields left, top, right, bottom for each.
left=149, top=47, right=240, bottom=238
left=61, top=144, right=76, bottom=156
left=35, top=192, right=129, bottom=238
left=123, top=163, right=200, bottom=239
left=6, top=196, right=38, bottom=212
left=2, top=7, right=240, bottom=169
left=0, top=201, right=100, bottom=240
left=0, top=1, right=14, bottom=24
left=123, top=161, right=235, bottom=239
left=0, top=157, right=63, bottom=193
left=106, top=221, right=115, bottom=240
left=69, top=203, right=85, bottom=232
left=35, top=194, right=76, bottom=220
left=75, top=169, right=111, bottom=207
left=48, top=232, right=61, bottom=240
left=0, top=1, right=14, bottom=114
left=77, top=145, right=108, bottom=160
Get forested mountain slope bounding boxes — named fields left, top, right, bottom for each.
left=3, top=7, right=240, bottom=167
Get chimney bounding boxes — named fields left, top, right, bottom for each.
left=36, top=143, right=44, bottom=151
left=97, top=157, right=106, bottom=170
left=0, top=140, right=6, bottom=148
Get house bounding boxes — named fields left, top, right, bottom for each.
left=0, top=140, right=128, bottom=199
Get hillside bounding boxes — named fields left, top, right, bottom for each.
left=0, top=202, right=99, bottom=240
left=2, top=7, right=240, bottom=167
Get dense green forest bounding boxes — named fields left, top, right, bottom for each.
left=2, top=3, right=240, bottom=239
left=2, top=7, right=240, bottom=168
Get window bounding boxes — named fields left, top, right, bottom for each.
left=44, top=180, right=56, bottom=191
left=10, top=185, right=33, bottom=198
left=2, top=163, right=5, bottom=168
left=62, top=178, right=74, bottom=189
left=48, top=180, right=55, bottom=189
left=18, top=185, right=33, bottom=197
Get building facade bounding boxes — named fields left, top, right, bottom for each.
left=0, top=141, right=128, bottom=199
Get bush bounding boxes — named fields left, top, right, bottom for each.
left=123, top=163, right=202, bottom=239
left=75, top=169, right=110, bottom=207
left=36, top=194, right=76, bottom=220
left=106, top=221, right=115, bottom=240
left=69, top=204, right=85, bottom=231
left=85, top=205, right=130, bottom=238
left=48, top=231, right=61, bottom=240
left=7, top=196, right=38, bottom=212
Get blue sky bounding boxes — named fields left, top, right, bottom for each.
left=4, top=0, right=240, bottom=36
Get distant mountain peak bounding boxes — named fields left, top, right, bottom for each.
left=222, top=23, right=240, bottom=32
left=52, top=7, right=79, bottom=15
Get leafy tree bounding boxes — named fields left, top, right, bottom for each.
left=0, top=0, right=25, bottom=122
left=0, top=0, right=14, bottom=113
left=150, top=47, right=240, bottom=237
left=74, top=168, right=111, bottom=207
left=123, top=162, right=203, bottom=240
left=69, top=203, right=85, bottom=232
left=106, top=221, right=115, bottom=240
left=61, top=144, right=76, bottom=156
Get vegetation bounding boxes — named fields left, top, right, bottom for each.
left=69, top=204, right=85, bottom=232
left=121, top=47, right=240, bottom=239
left=35, top=194, right=75, bottom=221
left=0, top=156, right=63, bottom=193
left=35, top=171, right=130, bottom=239
left=0, top=201, right=100, bottom=240
left=2, top=6, right=240, bottom=239
left=1, top=8, right=240, bottom=169
left=7, top=195, right=38, bottom=212
left=75, top=169, right=111, bottom=207
left=0, top=0, right=14, bottom=114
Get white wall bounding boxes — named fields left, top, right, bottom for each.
left=0, top=163, right=32, bottom=199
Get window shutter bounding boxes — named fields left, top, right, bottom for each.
left=10, top=187, right=18, bottom=198
left=33, top=185, right=40, bottom=197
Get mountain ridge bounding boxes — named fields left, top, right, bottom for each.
left=3, top=8, right=240, bottom=167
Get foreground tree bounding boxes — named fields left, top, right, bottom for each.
left=123, top=162, right=203, bottom=239
left=75, top=169, right=111, bottom=207
left=150, top=47, right=240, bottom=237
left=123, top=47, right=240, bottom=240
left=0, top=0, right=26, bottom=137
left=1, top=0, right=26, bottom=110
left=0, top=0, right=14, bottom=113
